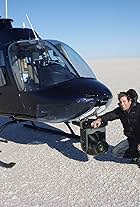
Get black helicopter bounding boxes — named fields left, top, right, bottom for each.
left=0, top=17, right=112, bottom=156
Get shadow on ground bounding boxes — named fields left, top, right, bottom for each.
left=0, top=117, right=88, bottom=162
left=94, top=145, right=132, bottom=165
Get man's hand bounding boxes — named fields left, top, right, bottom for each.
left=91, top=118, right=102, bottom=128
left=137, top=144, right=140, bottom=152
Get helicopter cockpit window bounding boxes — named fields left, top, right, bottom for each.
left=0, top=67, right=6, bottom=86
left=8, top=40, right=78, bottom=91
left=0, top=50, right=5, bottom=66
left=49, top=40, right=96, bottom=79
left=0, top=51, right=6, bottom=86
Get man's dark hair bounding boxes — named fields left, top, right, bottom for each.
left=126, top=89, right=138, bottom=102
left=118, top=89, right=138, bottom=102
left=118, top=92, right=130, bottom=101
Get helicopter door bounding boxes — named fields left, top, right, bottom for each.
left=0, top=49, right=25, bottom=115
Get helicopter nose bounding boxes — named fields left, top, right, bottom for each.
left=74, top=78, right=112, bottom=105
left=54, top=77, right=113, bottom=120
left=75, top=79, right=112, bottom=119
left=35, top=78, right=112, bottom=122
left=84, top=87, right=112, bottom=106
left=91, top=89, right=112, bottom=109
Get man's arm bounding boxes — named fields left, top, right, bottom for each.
left=135, top=113, right=140, bottom=154
left=91, top=107, right=120, bottom=128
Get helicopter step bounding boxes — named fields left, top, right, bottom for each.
left=24, top=121, right=80, bottom=139
left=0, top=117, right=80, bottom=140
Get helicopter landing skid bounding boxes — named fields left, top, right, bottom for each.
left=24, top=121, right=80, bottom=139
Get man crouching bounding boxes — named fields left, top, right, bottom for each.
left=91, top=89, right=140, bottom=166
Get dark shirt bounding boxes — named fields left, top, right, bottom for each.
left=99, top=102, right=140, bottom=150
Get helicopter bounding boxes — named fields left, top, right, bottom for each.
left=0, top=16, right=112, bottom=156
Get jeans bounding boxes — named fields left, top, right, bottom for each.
left=112, top=139, right=129, bottom=158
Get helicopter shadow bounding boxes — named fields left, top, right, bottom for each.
left=94, top=145, right=131, bottom=165
left=0, top=117, right=88, bottom=162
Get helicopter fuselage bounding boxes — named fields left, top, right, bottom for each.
left=0, top=18, right=112, bottom=123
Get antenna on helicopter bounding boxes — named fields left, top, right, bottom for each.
left=22, top=21, right=25, bottom=29
left=5, top=0, right=8, bottom=18
left=26, top=14, right=38, bottom=40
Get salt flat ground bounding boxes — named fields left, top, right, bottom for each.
left=0, top=58, right=140, bottom=207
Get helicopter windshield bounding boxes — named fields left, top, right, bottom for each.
left=48, top=40, right=96, bottom=79
left=8, top=40, right=78, bottom=91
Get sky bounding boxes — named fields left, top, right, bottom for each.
left=0, top=0, right=140, bottom=60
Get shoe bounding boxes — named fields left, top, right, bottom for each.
left=130, top=157, right=140, bottom=167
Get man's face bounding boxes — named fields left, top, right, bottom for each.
left=119, top=96, right=132, bottom=111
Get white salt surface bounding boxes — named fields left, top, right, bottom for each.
left=0, top=58, right=140, bottom=207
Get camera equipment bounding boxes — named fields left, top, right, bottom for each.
left=80, top=119, right=108, bottom=155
